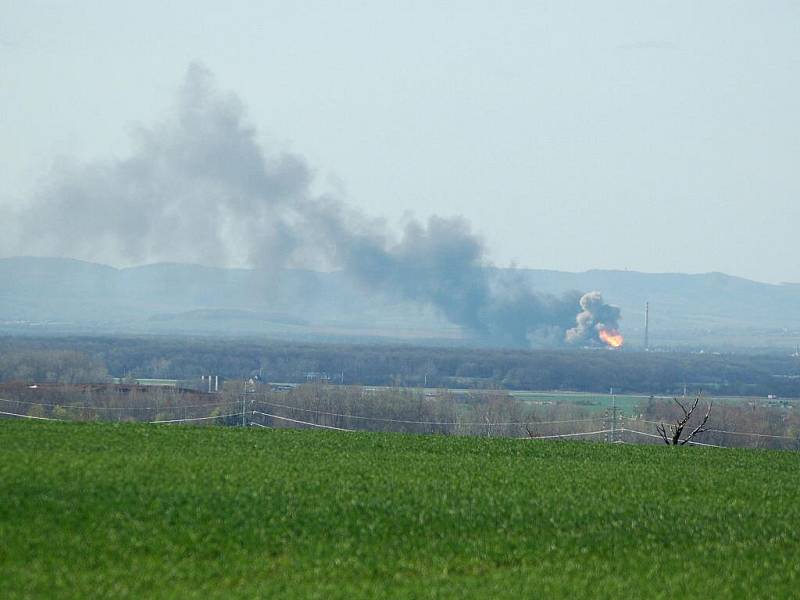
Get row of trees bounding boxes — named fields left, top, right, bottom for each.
left=0, top=381, right=239, bottom=424
left=632, top=394, right=800, bottom=450
left=0, top=350, right=108, bottom=384
left=1, top=335, right=799, bottom=396
left=249, top=385, right=599, bottom=438
left=3, top=378, right=799, bottom=449
left=252, top=386, right=800, bottom=448
left=1, top=381, right=598, bottom=437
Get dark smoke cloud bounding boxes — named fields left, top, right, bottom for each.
left=322, top=216, right=583, bottom=345
left=565, top=291, right=622, bottom=345
left=5, top=63, right=591, bottom=346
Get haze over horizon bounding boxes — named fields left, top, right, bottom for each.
left=2, top=2, right=799, bottom=284
left=2, top=255, right=795, bottom=287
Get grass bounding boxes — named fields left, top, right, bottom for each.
left=1, top=421, right=799, bottom=598
left=509, top=390, right=795, bottom=415
left=509, top=390, right=643, bottom=414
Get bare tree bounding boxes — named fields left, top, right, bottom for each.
left=656, top=394, right=712, bottom=446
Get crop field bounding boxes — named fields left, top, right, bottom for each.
left=508, top=390, right=643, bottom=414
left=506, top=390, right=797, bottom=416
left=362, top=387, right=791, bottom=416
left=2, top=422, right=800, bottom=598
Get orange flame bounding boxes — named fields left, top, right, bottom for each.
left=598, top=328, right=624, bottom=348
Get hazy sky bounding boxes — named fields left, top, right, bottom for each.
left=2, top=1, right=799, bottom=283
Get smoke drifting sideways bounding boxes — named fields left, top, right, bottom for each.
left=1, top=64, right=620, bottom=347
left=565, top=292, right=623, bottom=346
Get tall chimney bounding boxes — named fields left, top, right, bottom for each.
left=644, top=301, right=650, bottom=351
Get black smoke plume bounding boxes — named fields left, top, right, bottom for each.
left=2, top=64, right=599, bottom=346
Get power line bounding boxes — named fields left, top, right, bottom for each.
left=252, top=399, right=604, bottom=426
left=522, top=429, right=614, bottom=440
left=251, top=410, right=355, bottom=431
left=2, top=396, right=794, bottom=449
left=0, top=409, right=63, bottom=421
left=620, top=427, right=662, bottom=440
left=706, top=428, right=797, bottom=440
left=621, top=428, right=725, bottom=448
left=624, top=417, right=797, bottom=440
left=149, top=412, right=243, bottom=424
left=0, top=397, right=241, bottom=411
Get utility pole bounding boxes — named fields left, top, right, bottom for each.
left=608, top=387, right=618, bottom=443
left=241, top=381, right=247, bottom=427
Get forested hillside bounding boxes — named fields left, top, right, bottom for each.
left=2, top=257, right=799, bottom=350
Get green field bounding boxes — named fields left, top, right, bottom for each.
left=2, top=422, right=799, bottom=598
left=506, top=390, right=796, bottom=415
left=364, top=386, right=786, bottom=416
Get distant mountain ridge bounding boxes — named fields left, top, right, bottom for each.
left=1, top=256, right=799, bottom=349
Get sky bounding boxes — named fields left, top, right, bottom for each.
left=1, top=1, right=799, bottom=283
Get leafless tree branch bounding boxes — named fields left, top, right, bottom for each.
left=680, top=402, right=713, bottom=445
left=656, top=392, right=712, bottom=446
left=656, top=422, right=670, bottom=445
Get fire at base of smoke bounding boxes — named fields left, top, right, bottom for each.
left=566, top=291, right=623, bottom=348
left=1, top=64, right=624, bottom=348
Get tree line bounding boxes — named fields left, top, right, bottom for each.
left=3, top=379, right=798, bottom=449
left=0, top=334, right=799, bottom=397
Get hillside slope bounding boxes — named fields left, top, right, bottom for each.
left=1, top=257, right=799, bottom=348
